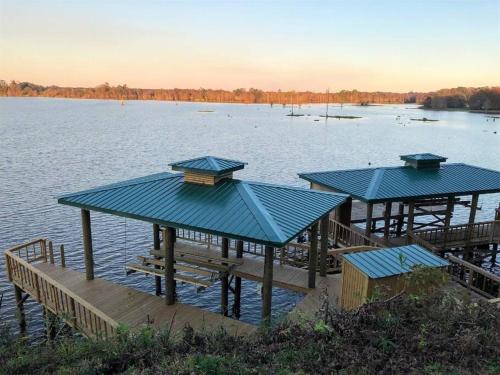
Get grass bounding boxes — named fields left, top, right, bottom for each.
left=1, top=286, right=498, bottom=374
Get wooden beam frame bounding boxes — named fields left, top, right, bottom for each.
left=319, top=215, right=329, bottom=277
left=308, top=221, right=319, bottom=288
left=164, top=227, right=176, bottom=305
left=81, top=209, right=94, bottom=280
left=262, top=245, right=274, bottom=325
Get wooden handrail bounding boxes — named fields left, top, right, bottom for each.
left=446, top=254, right=499, bottom=299
left=447, top=255, right=500, bottom=282
left=5, top=239, right=119, bottom=338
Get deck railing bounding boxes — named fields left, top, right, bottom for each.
left=411, top=220, right=500, bottom=250
left=446, top=254, right=499, bottom=301
left=177, top=220, right=382, bottom=272
left=329, top=219, right=383, bottom=248
left=5, top=239, right=119, bottom=339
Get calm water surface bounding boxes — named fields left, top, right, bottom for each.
left=1, top=98, right=499, bottom=337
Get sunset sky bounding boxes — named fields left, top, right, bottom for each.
left=1, top=0, right=499, bottom=92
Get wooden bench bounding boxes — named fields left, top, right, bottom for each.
left=126, top=263, right=213, bottom=288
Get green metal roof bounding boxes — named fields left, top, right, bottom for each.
left=58, top=172, right=347, bottom=247
left=169, top=156, right=246, bottom=176
left=343, top=245, right=449, bottom=279
left=299, top=163, right=500, bottom=203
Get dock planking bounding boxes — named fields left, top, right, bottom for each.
left=33, top=262, right=257, bottom=336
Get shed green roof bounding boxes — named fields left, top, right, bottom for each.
left=343, top=244, right=449, bottom=279
left=169, top=156, right=246, bottom=176
left=58, top=172, right=347, bottom=247
left=299, top=163, right=500, bottom=203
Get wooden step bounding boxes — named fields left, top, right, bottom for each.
left=126, top=263, right=213, bottom=288
left=137, top=256, right=215, bottom=278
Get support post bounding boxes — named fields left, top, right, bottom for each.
left=308, top=221, right=319, bottom=288
left=365, top=202, right=373, bottom=239
left=407, top=201, right=415, bottom=234
left=153, top=224, right=162, bottom=296
left=81, top=209, right=94, bottom=280
left=336, top=197, right=352, bottom=226
left=396, top=203, right=405, bottom=236
left=319, top=215, right=329, bottom=277
left=383, top=201, right=392, bottom=240
left=468, top=193, right=479, bottom=225
left=221, top=237, right=229, bottom=316
left=164, top=227, right=176, bottom=305
left=465, top=193, right=479, bottom=260
left=443, top=196, right=454, bottom=250
left=14, top=285, right=26, bottom=334
left=233, top=240, right=243, bottom=319
left=262, top=245, right=274, bottom=326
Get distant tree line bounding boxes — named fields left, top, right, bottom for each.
left=1, top=80, right=498, bottom=108
left=422, top=87, right=500, bottom=110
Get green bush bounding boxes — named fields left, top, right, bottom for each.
left=1, top=287, right=498, bottom=374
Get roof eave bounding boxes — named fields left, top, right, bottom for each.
left=58, top=197, right=290, bottom=248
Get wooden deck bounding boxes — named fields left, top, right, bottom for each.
left=4, top=239, right=256, bottom=338
left=34, top=263, right=256, bottom=336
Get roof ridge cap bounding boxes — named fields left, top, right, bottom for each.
left=206, top=156, right=220, bottom=170
left=365, top=168, right=385, bottom=200
left=235, top=181, right=287, bottom=244
left=246, top=180, right=349, bottom=197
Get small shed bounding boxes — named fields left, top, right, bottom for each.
left=341, top=245, right=449, bottom=310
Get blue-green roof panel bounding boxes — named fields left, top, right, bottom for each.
left=343, top=245, right=449, bottom=279
left=300, top=163, right=500, bottom=203
left=58, top=173, right=347, bottom=247
left=169, top=156, right=246, bottom=176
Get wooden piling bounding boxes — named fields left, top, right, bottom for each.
left=153, top=224, right=162, bottom=296
left=319, top=215, right=329, bottom=277
left=221, top=237, right=229, bottom=316
left=308, top=221, right=319, bottom=288
left=81, top=209, right=94, bottom=280
left=233, top=240, right=243, bottom=319
left=262, top=245, right=274, bottom=326
left=164, top=227, right=176, bottom=305
left=14, top=285, right=26, bottom=333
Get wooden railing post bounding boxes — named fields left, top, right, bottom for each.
left=60, top=245, right=66, bottom=267
left=48, top=241, right=55, bottom=264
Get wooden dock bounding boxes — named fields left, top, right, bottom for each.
left=35, top=263, right=256, bottom=335
left=5, top=239, right=256, bottom=339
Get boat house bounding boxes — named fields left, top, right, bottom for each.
left=299, top=153, right=500, bottom=256
left=5, top=156, right=349, bottom=337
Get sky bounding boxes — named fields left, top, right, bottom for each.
left=0, top=0, right=499, bottom=92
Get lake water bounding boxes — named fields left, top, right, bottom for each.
left=1, top=97, right=499, bottom=338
